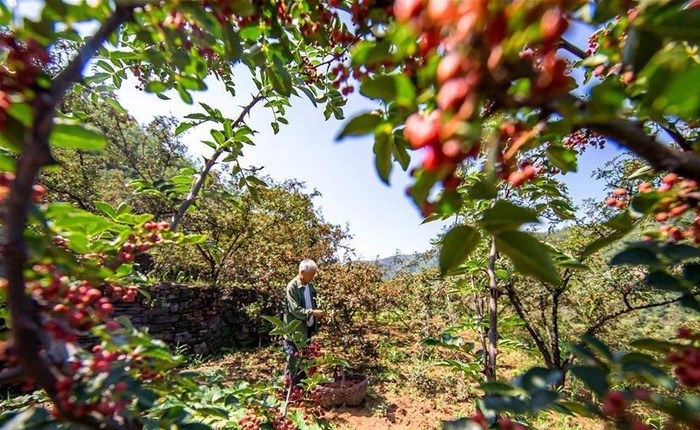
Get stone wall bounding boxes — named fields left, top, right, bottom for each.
left=112, top=283, right=224, bottom=355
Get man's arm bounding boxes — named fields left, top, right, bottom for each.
left=285, top=281, right=313, bottom=322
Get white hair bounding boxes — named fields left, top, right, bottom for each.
left=299, top=259, right=318, bottom=273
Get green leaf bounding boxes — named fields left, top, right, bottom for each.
left=267, top=56, right=293, bottom=97
left=181, top=234, right=207, bottom=245
left=239, top=26, right=261, bottom=41
left=337, top=112, right=382, bottom=139
left=50, top=122, right=107, bottom=150
left=592, top=0, right=626, bottom=23
left=479, top=201, right=539, bottom=234
left=610, top=248, right=659, bottom=266
left=514, top=367, right=562, bottom=391
left=630, top=191, right=661, bottom=215
left=580, top=213, right=635, bottom=258
left=637, top=4, right=700, bottom=43
left=546, top=145, right=578, bottom=173
left=645, top=270, right=685, bottom=292
left=628, top=165, right=654, bottom=179
left=581, top=335, right=614, bottom=362
left=145, top=81, right=168, bottom=93
left=439, top=225, right=481, bottom=275
left=558, top=401, right=594, bottom=417
left=175, top=122, right=196, bottom=136
left=176, top=85, right=193, bottom=104
left=662, top=243, right=700, bottom=263
left=483, top=396, right=530, bottom=414
left=554, top=257, right=590, bottom=270
left=222, top=25, right=243, bottom=62
left=528, top=389, right=558, bottom=412
left=7, top=102, right=33, bottom=127
left=0, top=153, right=15, bottom=172
left=468, top=177, right=497, bottom=200
left=495, top=231, right=561, bottom=285
left=94, top=201, right=117, bottom=218
left=392, top=131, right=411, bottom=170
left=588, top=78, right=627, bottom=119
left=480, top=382, right=517, bottom=395
left=630, top=338, right=680, bottom=354
left=408, top=169, right=440, bottom=206
left=624, top=27, right=664, bottom=73
left=360, top=74, right=415, bottom=108
left=373, top=132, right=393, bottom=184
left=569, top=365, right=609, bottom=397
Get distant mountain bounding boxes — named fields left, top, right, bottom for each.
left=371, top=251, right=438, bottom=278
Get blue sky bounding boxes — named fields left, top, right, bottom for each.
left=115, top=67, right=621, bottom=260
left=114, top=19, right=621, bottom=260
left=116, top=71, right=453, bottom=260
left=13, top=0, right=622, bottom=259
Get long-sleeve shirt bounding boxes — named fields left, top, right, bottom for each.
left=283, top=275, right=319, bottom=340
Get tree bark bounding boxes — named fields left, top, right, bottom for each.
left=485, top=238, right=499, bottom=381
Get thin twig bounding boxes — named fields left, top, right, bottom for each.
left=558, top=38, right=587, bottom=60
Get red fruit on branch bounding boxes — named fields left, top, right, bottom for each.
left=437, top=77, right=471, bottom=111
left=393, top=0, right=423, bottom=23
left=418, top=30, right=441, bottom=56
left=404, top=111, right=441, bottom=149
left=540, top=8, right=568, bottom=46
left=602, top=391, right=626, bottom=416
left=426, top=0, right=457, bottom=25
left=662, top=173, right=679, bottom=184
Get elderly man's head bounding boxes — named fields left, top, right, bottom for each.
left=298, top=259, right=317, bottom=283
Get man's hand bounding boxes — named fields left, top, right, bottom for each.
left=311, top=309, right=323, bottom=319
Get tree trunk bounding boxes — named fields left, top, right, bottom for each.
left=486, top=238, right=498, bottom=381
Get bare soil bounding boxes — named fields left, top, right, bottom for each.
left=193, top=341, right=476, bottom=430
left=191, top=329, right=601, bottom=430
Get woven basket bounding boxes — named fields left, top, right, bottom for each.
left=314, top=373, right=368, bottom=407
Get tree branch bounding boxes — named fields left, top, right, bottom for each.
left=3, top=6, right=136, bottom=429
left=504, top=283, right=553, bottom=368
left=504, top=61, right=700, bottom=182
left=657, top=121, right=692, bottom=151
left=558, top=38, right=587, bottom=60
left=170, top=94, right=264, bottom=231
left=586, top=119, right=700, bottom=181
left=584, top=293, right=696, bottom=336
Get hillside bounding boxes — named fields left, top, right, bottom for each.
left=373, top=251, right=438, bottom=278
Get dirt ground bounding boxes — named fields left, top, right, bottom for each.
left=193, top=346, right=468, bottom=430
left=191, top=329, right=601, bottom=430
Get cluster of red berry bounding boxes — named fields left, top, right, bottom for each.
left=468, top=411, right=527, bottom=430
left=301, top=342, right=322, bottom=359
left=53, top=374, right=129, bottom=419
left=0, top=172, right=46, bottom=205
left=604, top=187, right=629, bottom=209
left=18, top=265, right=112, bottom=342
left=562, top=129, right=606, bottom=153
left=0, top=33, right=49, bottom=130
left=640, top=174, right=699, bottom=243
left=394, top=0, right=576, bottom=212
left=668, top=328, right=700, bottom=388
left=601, top=391, right=652, bottom=430
left=47, top=342, right=136, bottom=419
left=238, top=404, right=298, bottom=430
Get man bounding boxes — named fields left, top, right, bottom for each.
left=283, top=259, right=323, bottom=385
